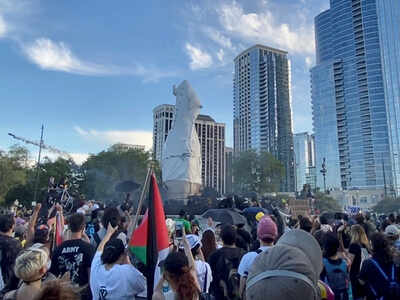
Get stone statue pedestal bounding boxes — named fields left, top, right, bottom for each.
left=165, top=180, right=201, bottom=204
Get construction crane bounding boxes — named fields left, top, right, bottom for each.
left=8, top=132, right=72, bottom=160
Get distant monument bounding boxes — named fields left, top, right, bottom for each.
left=162, top=80, right=202, bottom=202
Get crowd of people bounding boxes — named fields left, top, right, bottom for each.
left=0, top=195, right=399, bottom=300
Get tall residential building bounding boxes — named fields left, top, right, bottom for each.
left=233, top=44, right=295, bottom=192
left=225, top=147, right=233, bottom=194
left=294, top=132, right=316, bottom=192
left=153, top=104, right=226, bottom=194
left=311, top=0, right=400, bottom=195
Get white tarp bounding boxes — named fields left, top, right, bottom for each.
left=162, top=80, right=202, bottom=185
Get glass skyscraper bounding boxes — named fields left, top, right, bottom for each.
left=311, top=0, right=400, bottom=195
left=234, top=45, right=295, bottom=192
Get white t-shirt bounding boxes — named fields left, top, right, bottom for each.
left=77, top=205, right=89, bottom=215
left=238, top=246, right=272, bottom=276
left=195, top=260, right=212, bottom=293
left=90, top=252, right=146, bottom=300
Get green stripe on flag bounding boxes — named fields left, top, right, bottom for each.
left=130, top=245, right=146, bottom=264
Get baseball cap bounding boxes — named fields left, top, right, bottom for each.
left=181, top=234, right=202, bottom=249
left=257, top=216, right=277, bottom=240
left=385, top=224, right=399, bottom=236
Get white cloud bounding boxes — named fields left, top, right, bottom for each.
left=203, top=27, right=233, bottom=49
left=74, top=126, right=153, bottom=150
left=22, top=38, right=177, bottom=82
left=185, top=43, right=213, bottom=70
left=305, top=56, right=313, bottom=68
left=0, top=15, right=6, bottom=37
left=23, top=38, right=121, bottom=76
left=217, top=49, right=225, bottom=62
left=216, top=1, right=315, bottom=55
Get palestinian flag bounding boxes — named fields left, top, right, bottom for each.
left=129, top=173, right=169, bottom=299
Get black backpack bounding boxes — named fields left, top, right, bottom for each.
left=217, top=254, right=241, bottom=300
left=369, top=259, right=400, bottom=300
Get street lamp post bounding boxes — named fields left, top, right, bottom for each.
left=320, top=157, right=327, bottom=194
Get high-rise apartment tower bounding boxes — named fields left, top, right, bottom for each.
left=233, top=44, right=295, bottom=192
left=311, top=0, right=400, bottom=195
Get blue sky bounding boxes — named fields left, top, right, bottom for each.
left=0, top=0, right=329, bottom=163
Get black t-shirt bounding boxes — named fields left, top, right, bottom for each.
left=349, top=243, right=368, bottom=298
left=208, top=247, right=244, bottom=300
left=50, top=239, right=95, bottom=286
left=0, top=234, right=22, bottom=292
left=359, top=256, right=400, bottom=300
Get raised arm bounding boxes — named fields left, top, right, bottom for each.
left=97, top=223, right=118, bottom=253
left=26, top=203, right=41, bottom=246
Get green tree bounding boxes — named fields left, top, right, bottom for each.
left=314, top=192, right=341, bottom=212
left=5, top=184, right=34, bottom=208
left=0, top=145, right=29, bottom=206
left=81, top=146, right=154, bottom=202
left=233, top=150, right=284, bottom=195
left=372, top=197, right=400, bottom=214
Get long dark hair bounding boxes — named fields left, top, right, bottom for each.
left=201, top=229, right=217, bottom=261
left=371, top=232, right=393, bottom=265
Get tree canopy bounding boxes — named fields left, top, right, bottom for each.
left=233, top=150, right=285, bottom=195
left=372, top=197, right=400, bottom=214
left=0, top=144, right=156, bottom=208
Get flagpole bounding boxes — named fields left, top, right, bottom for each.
left=129, top=166, right=152, bottom=236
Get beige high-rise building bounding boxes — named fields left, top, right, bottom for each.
left=153, top=104, right=226, bottom=194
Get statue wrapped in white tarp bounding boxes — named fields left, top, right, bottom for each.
left=162, top=80, right=202, bottom=201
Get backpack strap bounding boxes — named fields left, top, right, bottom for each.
left=370, top=259, right=390, bottom=281
left=203, top=265, right=208, bottom=293
left=255, top=248, right=263, bottom=254
left=246, top=270, right=316, bottom=297
left=93, top=231, right=101, bottom=247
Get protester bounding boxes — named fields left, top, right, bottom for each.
left=185, top=234, right=212, bottom=294
left=320, top=233, right=351, bottom=300
left=90, top=223, right=146, bottom=299
left=4, top=246, right=49, bottom=300
left=33, top=278, right=80, bottom=300
left=238, top=216, right=277, bottom=298
left=245, top=229, right=322, bottom=300
left=175, top=210, right=192, bottom=234
left=348, top=224, right=371, bottom=299
left=0, top=213, right=22, bottom=293
left=299, top=216, right=313, bottom=233
left=91, top=207, right=127, bottom=248
left=385, top=224, right=400, bottom=251
left=208, top=224, right=244, bottom=300
left=201, top=229, right=217, bottom=262
left=50, top=213, right=95, bottom=300
left=153, top=231, right=201, bottom=300
left=359, top=232, right=400, bottom=300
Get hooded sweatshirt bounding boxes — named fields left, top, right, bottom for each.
left=246, top=230, right=322, bottom=300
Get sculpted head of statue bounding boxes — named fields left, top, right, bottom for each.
left=173, top=80, right=202, bottom=120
